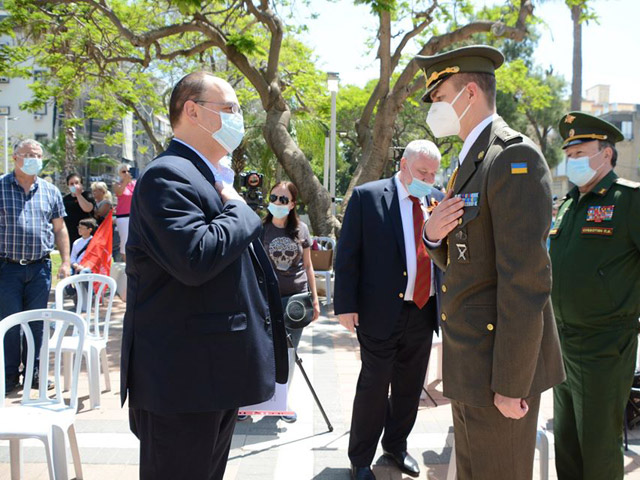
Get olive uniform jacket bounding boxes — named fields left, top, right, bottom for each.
left=550, top=171, right=640, bottom=330
left=426, top=117, right=565, bottom=407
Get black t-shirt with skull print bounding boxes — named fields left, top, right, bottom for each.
left=262, top=221, right=311, bottom=297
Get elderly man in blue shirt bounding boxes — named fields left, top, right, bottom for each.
left=0, top=139, right=71, bottom=394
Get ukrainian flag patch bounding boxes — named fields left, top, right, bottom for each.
left=511, top=162, right=528, bottom=174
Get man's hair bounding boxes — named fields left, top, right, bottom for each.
left=169, top=71, right=216, bottom=128
left=66, top=173, right=82, bottom=184
left=450, top=72, right=497, bottom=108
left=403, top=139, right=441, bottom=163
left=598, top=140, right=618, bottom=168
left=79, top=217, right=98, bottom=234
left=13, top=139, right=43, bottom=153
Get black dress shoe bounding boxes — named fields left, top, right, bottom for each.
left=382, top=450, right=420, bottom=477
left=351, top=465, right=376, bottom=480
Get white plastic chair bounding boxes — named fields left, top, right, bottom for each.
left=52, top=273, right=117, bottom=410
left=312, top=236, right=335, bottom=305
left=0, top=309, right=86, bottom=480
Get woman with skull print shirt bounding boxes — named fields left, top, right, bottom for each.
left=259, top=181, right=320, bottom=422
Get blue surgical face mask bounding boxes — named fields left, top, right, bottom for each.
left=20, top=157, right=43, bottom=176
left=69, top=185, right=77, bottom=194
left=406, top=163, right=434, bottom=198
left=198, top=105, right=245, bottom=153
left=566, top=150, right=604, bottom=187
left=268, top=203, right=290, bottom=219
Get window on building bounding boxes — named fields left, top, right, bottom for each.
left=0, top=106, right=9, bottom=115
left=34, top=134, right=48, bottom=143
left=621, top=121, right=633, bottom=140
left=0, top=77, right=8, bottom=83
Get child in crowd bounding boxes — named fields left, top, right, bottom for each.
left=71, top=218, right=98, bottom=273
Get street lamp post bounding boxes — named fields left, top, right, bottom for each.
left=3, top=116, right=18, bottom=175
left=327, top=72, right=339, bottom=216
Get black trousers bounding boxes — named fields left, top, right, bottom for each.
left=130, top=407, right=238, bottom=480
left=348, top=298, right=436, bottom=466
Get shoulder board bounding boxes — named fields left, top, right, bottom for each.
left=495, top=127, right=523, bottom=146
left=615, top=178, right=640, bottom=189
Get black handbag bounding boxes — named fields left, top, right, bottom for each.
left=284, top=292, right=314, bottom=329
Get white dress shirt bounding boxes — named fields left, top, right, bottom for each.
left=394, top=174, right=435, bottom=300
left=173, top=138, right=234, bottom=186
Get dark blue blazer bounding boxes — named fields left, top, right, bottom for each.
left=334, top=177, right=443, bottom=340
left=120, top=140, right=288, bottom=413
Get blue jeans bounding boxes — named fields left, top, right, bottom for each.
left=0, top=259, right=52, bottom=378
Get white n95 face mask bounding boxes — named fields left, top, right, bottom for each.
left=426, top=86, right=472, bottom=138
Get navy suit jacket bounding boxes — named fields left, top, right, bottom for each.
left=334, top=177, right=443, bottom=340
left=120, top=140, right=288, bottom=413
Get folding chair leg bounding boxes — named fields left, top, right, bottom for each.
left=9, top=438, right=22, bottom=480
left=100, top=348, right=111, bottom=391
left=68, top=424, right=83, bottom=479
left=87, top=348, right=101, bottom=409
left=41, top=435, right=56, bottom=480
left=51, top=425, right=69, bottom=480
left=63, top=351, right=73, bottom=392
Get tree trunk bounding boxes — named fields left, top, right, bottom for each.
left=262, top=105, right=339, bottom=236
left=62, top=97, right=77, bottom=178
left=571, top=5, right=582, bottom=110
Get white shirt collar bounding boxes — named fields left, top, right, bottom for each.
left=459, top=113, right=499, bottom=166
left=173, top=138, right=220, bottom=179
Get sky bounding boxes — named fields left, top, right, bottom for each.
left=296, top=0, right=640, bottom=105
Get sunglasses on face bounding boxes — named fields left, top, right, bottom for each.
left=269, top=194, right=290, bottom=205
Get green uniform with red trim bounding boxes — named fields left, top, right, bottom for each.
left=550, top=170, right=640, bottom=480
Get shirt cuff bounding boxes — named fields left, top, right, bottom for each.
left=422, top=224, right=442, bottom=248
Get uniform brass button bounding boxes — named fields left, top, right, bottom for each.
left=441, top=313, right=447, bottom=321
left=403, top=271, right=407, bottom=276
left=486, top=323, right=494, bottom=331
left=458, top=218, right=463, bottom=226
left=399, top=293, right=404, bottom=299
left=441, top=284, right=447, bottom=293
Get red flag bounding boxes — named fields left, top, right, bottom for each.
left=82, top=211, right=113, bottom=277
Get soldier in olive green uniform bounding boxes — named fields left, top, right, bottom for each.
left=550, top=112, right=640, bottom=480
left=417, top=45, right=565, bottom=480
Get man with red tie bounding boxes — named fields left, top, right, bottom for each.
left=335, top=139, right=443, bottom=480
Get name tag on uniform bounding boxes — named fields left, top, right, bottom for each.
left=581, top=226, right=613, bottom=236
left=456, top=193, right=479, bottom=207
left=586, top=205, right=614, bottom=223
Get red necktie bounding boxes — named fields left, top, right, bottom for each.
left=409, top=196, right=431, bottom=309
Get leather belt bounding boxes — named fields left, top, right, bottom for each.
left=1, top=254, right=50, bottom=266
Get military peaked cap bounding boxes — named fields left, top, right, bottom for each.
left=415, top=45, right=505, bottom=103
left=559, top=111, right=624, bottom=149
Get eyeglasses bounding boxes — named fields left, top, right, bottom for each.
left=195, top=100, right=241, bottom=114
left=269, top=194, right=290, bottom=205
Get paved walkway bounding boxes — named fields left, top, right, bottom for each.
left=2, top=296, right=640, bottom=479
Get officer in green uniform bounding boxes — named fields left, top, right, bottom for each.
left=550, top=111, right=640, bottom=480
left=418, top=45, right=565, bottom=480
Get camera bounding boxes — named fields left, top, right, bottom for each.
left=239, top=171, right=264, bottom=211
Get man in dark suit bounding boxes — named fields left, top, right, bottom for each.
left=120, top=71, right=288, bottom=480
left=335, top=139, right=443, bottom=480
left=418, top=45, right=565, bottom=479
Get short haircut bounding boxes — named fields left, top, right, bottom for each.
left=79, top=217, right=98, bottom=234
left=169, top=71, right=216, bottom=129
left=598, top=140, right=618, bottom=167
left=66, top=173, right=82, bottom=184
left=14, top=139, right=43, bottom=153
left=403, top=139, right=442, bottom=163
left=450, top=72, right=497, bottom=107
left=118, top=163, right=130, bottom=174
